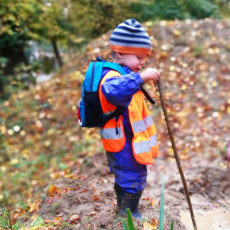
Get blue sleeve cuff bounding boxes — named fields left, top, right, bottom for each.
left=135, top=72, right=144, bottom=85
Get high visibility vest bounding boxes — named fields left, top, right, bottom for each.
left=99, top=70, right=159, bottom=165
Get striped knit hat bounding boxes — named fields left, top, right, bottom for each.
left=110, top=18, right=151, bottom=56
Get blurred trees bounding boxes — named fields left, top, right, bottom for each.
left=0, top=0, right=71, bottom=98
left=0, top=0, right=229, bottom=99
left=67, top=0, right=131, bottom=41
left=0, top=0, right=131, bottom=98
left=131, top=0, right=222, bottom=20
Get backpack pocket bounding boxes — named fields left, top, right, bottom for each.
left=78, top=99, right=84, bottom=126
left=81, top=91, right=104, bottom=127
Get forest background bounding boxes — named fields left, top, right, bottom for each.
left=0, top=0, right=230, bottom=229
left=1, top=0, right=230, bottom=98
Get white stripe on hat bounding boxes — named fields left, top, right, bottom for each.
left=112, top=28, right=147, bottom=35
left=111, top=34, right=151, bottom=43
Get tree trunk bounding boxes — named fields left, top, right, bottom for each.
left=0, top=76, right=5, bottom=97
left=51, top=38, right=63, bottom=67
left=0, top=43, right=27, bottom=97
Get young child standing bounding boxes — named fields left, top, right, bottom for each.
left=98, top=18, right=160, bottom=218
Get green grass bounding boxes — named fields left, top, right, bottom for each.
left=159, top=175, right=165, bottom=230
left=0, top=208, right=20, bottom=230
left=120, top=208, right=135, bottom=230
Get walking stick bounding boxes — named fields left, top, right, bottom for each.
left=157, top=79, right=198, bottom=230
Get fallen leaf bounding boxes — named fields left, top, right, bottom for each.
left=151, top=218, right=159, bottom=226
left=93, top=194, right=100, bottom=201
left=53, top=216, right=62, bottom=224
left=47, top=184, right=61, bottom=197
left=28, top=200, right=41, bottom=213
left=69, top=214, right=80, bottom=224
left=144, top=221, right=157, bottom=230
left=150, top=199, right=155, bottom=206
left=90, top=211, right=97, bottom=216
left=46, top=198, right=54, bottom=204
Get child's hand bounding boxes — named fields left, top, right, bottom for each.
left=140, top=68, right=160, bottom=83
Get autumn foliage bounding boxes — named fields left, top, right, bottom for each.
left=0, top=19, right=230, bottom=229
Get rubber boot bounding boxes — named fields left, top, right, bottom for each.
left=114, top=184, right=121, bottom=214
left=120, top=191, right=142, bottom=219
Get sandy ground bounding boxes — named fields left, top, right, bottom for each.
left=36, top=152, right=230, bottom=230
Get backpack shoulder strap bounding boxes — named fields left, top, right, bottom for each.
left=84, top=61, right=104, bottom=92
left=95, top=57, right=126, bottom=75
left=103, top=62, right=127, bottom=75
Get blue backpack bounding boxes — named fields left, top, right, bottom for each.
left=78, top=57, right=127, bottom=127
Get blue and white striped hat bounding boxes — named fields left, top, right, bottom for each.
left=110, top=18, right=152, bottom=56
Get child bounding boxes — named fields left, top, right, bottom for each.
left=98, top=18, right=160, bottom=218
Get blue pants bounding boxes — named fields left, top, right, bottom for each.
left=106, top=140, right=147, bottom=194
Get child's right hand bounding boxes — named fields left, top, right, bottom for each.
left=140, top=68, right=160, bottom=83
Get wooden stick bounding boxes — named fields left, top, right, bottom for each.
left=157, top=80, right=198, bottom=230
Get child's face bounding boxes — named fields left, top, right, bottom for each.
left=118, top=53, right=147, bottom=73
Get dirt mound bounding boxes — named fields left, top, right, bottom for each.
left=31, top=153, right=229, bottom=230
left=35, top=153, right=186, bottom=229
left=186, top=167, right=230, bottom=203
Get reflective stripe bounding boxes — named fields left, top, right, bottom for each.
left=100, top=127, right=123, bottom=139
left=132, top=120, right=145, bottom=133
left=150, top=135, right=157, bottom=147
left=134, top=140, right=151, bottom=154
left=134, top=134, right=157, bottom=154
left=132, top=115, right=154, bottom=134
left=144, top=115, right=154, bottom=128
left=104, top=109, right=116, bottom=115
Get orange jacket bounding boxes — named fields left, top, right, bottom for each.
left=99, top=70, right=159, bottom=165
